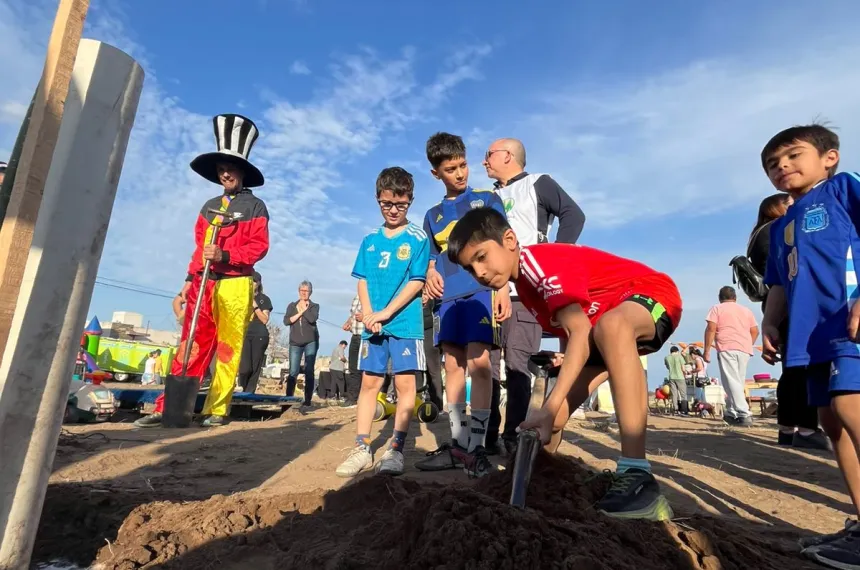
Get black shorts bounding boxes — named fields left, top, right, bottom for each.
left=585, top=294, right=676, bottom=368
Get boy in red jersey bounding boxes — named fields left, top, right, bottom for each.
left=447, top=207, right=682, bottom=521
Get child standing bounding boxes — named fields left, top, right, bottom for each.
left=415, top=133, right=511, bottom=478
left=759, top=124, right=860, bottom=568
left=335, top=167, right=430, bottom=478
left=447, top=207, right=682, bottom=520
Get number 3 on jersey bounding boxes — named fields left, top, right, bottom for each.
left=378, top=251, right=391, bottom=269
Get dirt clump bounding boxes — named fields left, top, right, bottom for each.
left=92, top=453, right=817, bottom=570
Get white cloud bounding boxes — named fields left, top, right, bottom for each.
left=514, top=47, right=860, bottom=229
left=289, top=60, right=311, bottom=75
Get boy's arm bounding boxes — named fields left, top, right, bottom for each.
left=543, top=303, right=592, bottom=419
left=423, top=212, right=444, bottom=298
left=357, top=279, right=373, bottom=327
left=761, top=285, right=786, bottom=364
left=365, top=281, right=425, bottom=328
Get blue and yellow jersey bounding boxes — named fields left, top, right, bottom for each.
left=352, top=223, right=430, bottom=340
left=765, top=173, right=860, bottom=366
left=422, top=187, right=506, bottom=302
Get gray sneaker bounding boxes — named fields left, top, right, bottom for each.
left=133, top=413, right=162, bottom=428
left=804, top=523, right=860, bottom=568
left=725, top=415, right=754, bottom=427
left=800, top=519, right=860, bottom=549
left=376, top=449, right=404, bottom=475
left=414, top=442, right=467, bottom=471
left=336, top=447, right=373, bottom=478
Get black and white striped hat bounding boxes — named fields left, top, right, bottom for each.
left=0, top=161, right=7, bottom=173
left=190, top=114, right=264, bottom=187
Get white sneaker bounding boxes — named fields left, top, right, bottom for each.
left=335, top=447, right=373, bottom=478
left=376, top=448, right=404, bottom=476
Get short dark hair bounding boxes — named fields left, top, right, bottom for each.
left=670, top=346, right=680, bottom=353
left=761, top=123, right=840, bottom=177
left=719, top=286, right=737, bottom=302
left=376, top=166, right=414, bottom=200
left=339, top=340, right=348, bottom=346
left=426, top=132, right=466, bottom=169
left=447, top=207, right=511, bottom=263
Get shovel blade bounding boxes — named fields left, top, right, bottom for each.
left=162, top=374, right=200, bottom=428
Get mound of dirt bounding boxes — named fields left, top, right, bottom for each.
left=92, top=453, right=816, bottom=570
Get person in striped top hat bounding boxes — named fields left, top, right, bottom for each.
left=135, top=114, right=270, bottom=428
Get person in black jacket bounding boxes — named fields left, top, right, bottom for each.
left=238, top=272, right=273, bottom=394
left=750, top=194, right=828, bottom=450
left=283, top=280, right=321, bottom=407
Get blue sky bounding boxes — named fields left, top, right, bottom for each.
left=3, top=0, right=860, bottom=384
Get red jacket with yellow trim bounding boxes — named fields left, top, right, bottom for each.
left=186, top=189, right=269, bottom=278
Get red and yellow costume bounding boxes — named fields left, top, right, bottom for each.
left=152, top=113, right=269, bottom=418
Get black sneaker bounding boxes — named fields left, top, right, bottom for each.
left=596, top=468, right=674, bottom=521
left=463, top=446, right=493, bottom=478
left=725, top=415, right=754, bottom=427
left=778, top=430, right=795, bottom=446
left=800, top=519, right=860, bottom=549
left=133, top=413, right=162, bottom=428
left=805, top=523, right=860, bottom=569
left=793, top=430, right=833, bottom=451
left=414, top=442, right=466, bottom=471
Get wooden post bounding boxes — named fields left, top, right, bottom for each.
left=0, top=0, right=90, bottom=367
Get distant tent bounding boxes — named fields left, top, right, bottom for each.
left=84, top=316, right=102, bottom=335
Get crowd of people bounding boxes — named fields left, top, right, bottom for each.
left=121, top=110, right=860, bottom=569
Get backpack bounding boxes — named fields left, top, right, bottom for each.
left=729, top=223, right=770, bottom=303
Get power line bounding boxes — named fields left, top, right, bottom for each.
left=94, top=280, right=175, bottom=299
left=97, top=276, right=176, bottom=296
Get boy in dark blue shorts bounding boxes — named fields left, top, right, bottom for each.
left=760, top=124, right=860, bottom=568
left=335, top=167, right=430, bottom=478
left=415, top=132, right=511, bottom=477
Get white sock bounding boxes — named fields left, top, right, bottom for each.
left=797, top=428, right=816, bottom=437
left=449, top=403, right=469, bottom=449
left=779, top=425, right=796, bottom=435
left=468, top=408, right=491, bottom=452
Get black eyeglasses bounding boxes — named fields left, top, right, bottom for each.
left=378, top=200, right=412, bottom=212
left=484, top=149, right=510, bottom=161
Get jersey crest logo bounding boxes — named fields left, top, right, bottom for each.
left=503, top=198, right=514, bottom=213
left=536, top=276, right=562, bottom=299
left=802, top=204, right=829, bottom=233
left=784, top=220, right=795, bottom=246
left=397, top=243, right=412, bottom=260
left=470, top=199, right=485, bottom=209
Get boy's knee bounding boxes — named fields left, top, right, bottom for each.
left=361, top=374, right=384, bottom=391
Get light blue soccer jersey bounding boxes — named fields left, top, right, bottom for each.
left=765, top=172, right=860, bottom=366
left=352, top=222, right=430, bottom=340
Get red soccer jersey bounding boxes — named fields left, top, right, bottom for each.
left=515, top=243, right=682, bottom=336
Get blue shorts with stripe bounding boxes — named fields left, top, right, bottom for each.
left=807, top=356, right=860, bottom=407
left=434, top=289, right=500, bottom=348
left=359, top=335, right=426, bottom=375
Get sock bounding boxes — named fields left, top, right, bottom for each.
left=778, top=425, right=796, bottom=435
left=390, top=430, right=408, bottom=452
left=797, top=428, right=816, bottom=437
left=468, top=409, right=491, bottom=452
left=449, top=403, right=469, bottom=449
left=355, top=434, right=371, bottom=451
left=616, top=456, right=651, bottom=474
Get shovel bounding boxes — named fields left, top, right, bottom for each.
left=510, top=351, right=558, bottom=509
left=162, top=209, right=242, bottom=428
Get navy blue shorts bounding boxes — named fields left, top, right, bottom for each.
left=807, top=356, right=860, bottom=407
left=433, top=290, right=500, bottom=348
left=359, top=335, right=425, bottom=375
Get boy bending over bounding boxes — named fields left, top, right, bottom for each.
left=760, top=124, right=860, bottom=569
left=335, top=167, right=430, bottom=478
left=448, top=207, right=682, bottom=521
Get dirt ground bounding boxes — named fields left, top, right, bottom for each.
left=33, top=390, right=849, bottom=569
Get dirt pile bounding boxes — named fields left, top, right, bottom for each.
left=91, top=453, right=816, bottom=570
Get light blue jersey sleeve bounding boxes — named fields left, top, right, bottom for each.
left=409, top=230, right=430, bottom=282
left=351, top=234, right=369, bottom=280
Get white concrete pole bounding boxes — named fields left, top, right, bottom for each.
left=0, top=39, right=144, bottom=570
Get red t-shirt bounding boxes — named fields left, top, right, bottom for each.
left=516, top=243, right=682, bottom=337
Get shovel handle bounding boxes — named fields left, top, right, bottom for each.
left=179, top=225, right=221, bottom=376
